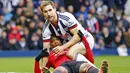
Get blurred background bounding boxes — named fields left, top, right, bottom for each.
left=0, top=0, right=130, bottom=73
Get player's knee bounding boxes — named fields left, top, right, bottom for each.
left=79, top=63, right=91, bottom=73
left=54, top=66, right=68, bottom=73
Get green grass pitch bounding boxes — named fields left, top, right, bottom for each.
left=0, top=56, right=129, bottom=73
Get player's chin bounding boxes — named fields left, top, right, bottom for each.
left=48, top=17, right=54, bottom=21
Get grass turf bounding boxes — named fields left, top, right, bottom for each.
left=0, top=56, right=129, bottom=73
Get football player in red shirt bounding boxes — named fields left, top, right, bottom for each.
left=34, top=36, right=108, bottom=73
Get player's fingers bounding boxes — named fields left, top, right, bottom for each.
left=56, top=49, right=61, bottom=54
left=52, top=48, right=59, bottom=53
left=52, top=48, right=56, bottom=52
left=57, top=52, right=61, bottom=55
left=57, top=49, right=63, bottom=55
left=58, top=51, right=64, bottom=55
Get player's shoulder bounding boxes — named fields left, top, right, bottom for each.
left=42, top=20, right=50, bottom=33
left=57, top=11, right=74, bottom=21
left=58, top=11, right=74, bottom=17
left=43, top=20, right=51, bottom=29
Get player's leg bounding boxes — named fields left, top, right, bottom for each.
left=53, top=66, right=69, bottom=73
left=67, top=39, right=94, bottom=64
left=74, top=53, right=96, bottom=68
left=80, top=60, right=108, bottom=73
left=80, top=32, right=95, bottom=64
left=66, top=43, right=86, bottom=60
left=78, top=30, right=95, bottom=64
left=80, top=63, right=99, bottom=73
left=62, top=60, right=99, bottom=73
left=67, top=31, right=94, bottom=64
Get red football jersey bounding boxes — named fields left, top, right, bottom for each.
left=46, top=50, right=71, bottom=68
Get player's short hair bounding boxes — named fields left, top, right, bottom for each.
left=50, top=36, right=63, bottom=48
left=40, top=0, right=55, bottom=11
left=50, top=35, right=62, bottom=43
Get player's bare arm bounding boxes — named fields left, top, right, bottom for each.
left=53, top=27, right=80, bottom=54
left=62, top=27, right=80, bottom=49
left=42, top=42, right=50, bottom=68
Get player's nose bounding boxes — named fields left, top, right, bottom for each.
left=47, top=11, right=51, bottom=16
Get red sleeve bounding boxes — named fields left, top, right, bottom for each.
left=34, top=60, right=41, bottom=73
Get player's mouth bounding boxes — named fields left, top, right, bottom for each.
left=48, top=16, right=53, bottom=20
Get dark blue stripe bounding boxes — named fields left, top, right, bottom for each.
left=59, top=20, right=66, bottom=28
left=56, top=24, right=62, bottom=35
left=49, top=25, right=56, bottom=36
left=60, top=20, right=73, bottom=36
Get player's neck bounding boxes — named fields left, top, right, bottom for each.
left=51, top=13, right=58, bottom=26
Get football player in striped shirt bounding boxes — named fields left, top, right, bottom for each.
left=39, top=0, right=95, bottom=68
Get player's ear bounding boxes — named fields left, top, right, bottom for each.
left=38, top=6, right=43, bottom=14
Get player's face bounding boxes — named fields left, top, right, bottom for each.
left=42, top=5, right=56, bottom=22
left=50, top=39, right=62, bottom=48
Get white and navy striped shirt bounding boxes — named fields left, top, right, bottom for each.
left=42, top=12, right=87, bottom=42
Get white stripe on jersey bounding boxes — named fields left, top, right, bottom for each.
left=42, top=12, right=87, bottom=41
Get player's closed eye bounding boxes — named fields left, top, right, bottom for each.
left=49, top=9, right=52, bottom=12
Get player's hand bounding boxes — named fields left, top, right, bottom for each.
left=41, top=66, right=52, bottom=73
left=52, top=46, right=65, bottom=54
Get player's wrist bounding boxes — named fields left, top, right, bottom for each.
left=62, top=45, right=67, bottom=50
left=41, top=66, right=50, bottom=73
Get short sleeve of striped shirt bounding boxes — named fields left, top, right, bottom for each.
left=42, top=26, right=51, bottom=42
left=59, top=12, right=79, bottom=28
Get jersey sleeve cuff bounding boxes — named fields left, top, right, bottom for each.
left=43, top=39, right=50, bottom=42
left=68, top=24, right=78, bottom=30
